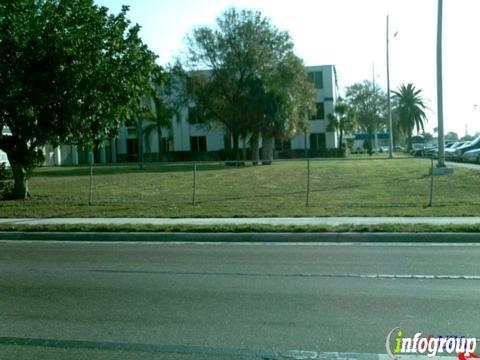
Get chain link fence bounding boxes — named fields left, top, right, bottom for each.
left=1, top=157, right=480, bottom=217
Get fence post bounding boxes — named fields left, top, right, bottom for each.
left=88, top=150, right=94, bottom=205
left=192, top=163, right=197, bottom=206
left=428, top=158, right=434, bottom=207
left=306, top=159, right=310, bottom=207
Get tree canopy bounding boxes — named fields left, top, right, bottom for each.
left=392, top=83, right=428, bottom=151
left=0, top=0, right=158, bottom=198
left=182, top=8, right=315, bottom=161
left=345, top=81, right=388, bottom=153
left=445, top=131, right=459, bottom=141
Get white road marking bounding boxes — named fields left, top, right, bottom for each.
left=2, top=240, right=480, bottom=246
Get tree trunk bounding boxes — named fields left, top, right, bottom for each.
left=224, top=131, right=232, bottom=151
left=407, top=132, right=412, bottom=152
left=339, top=129, right=344, bottom=151
left=10, top=164, right=29, bottom=200
left=157, top=120, right=162, bottom=162
left=250, top=132, right=260, bottom=165
left=110, top=138, right=117, bottom=163
left=368, top=127, right=374, bottom=155
left=242, top=136, right=247, bottom=160
left=232, top=133, right=240, bottom=161
left=261, top=135, right=274, bottom=165
left=88, top=150, right=94, bottom=205
left=137, top=118, right=144, bottom=169
left=304, top=131, right=308, bottom=158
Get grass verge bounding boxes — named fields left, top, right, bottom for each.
left=1, top=223, right=480, bottom=233
left=1, top=158, right=480, bottom=217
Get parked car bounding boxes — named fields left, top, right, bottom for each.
left=422, top=144, right=438, bottom=157
left=426, top=141, right=462, bottom=158
left=410, top=143, right=425, bottom=157
left=0, top=150, right=9, bottom=166
left=462, top=148, right=480, bottom=163
left=445, top=141, right=469, bottom=160
left=452, top=136, right=480, bottom=161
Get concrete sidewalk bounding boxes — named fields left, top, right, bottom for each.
left=1, top=217, right=480, bottom=226
left=446, top=161, right=480, bottom=171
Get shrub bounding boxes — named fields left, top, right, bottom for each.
left=0, top=163, right=13, bottom=199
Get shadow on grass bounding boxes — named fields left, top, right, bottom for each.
left=32, top=163, right=242, bottom=178
left=187, top=169, right=465, bottom=208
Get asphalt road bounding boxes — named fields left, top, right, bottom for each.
left=1, top=241, right=480, bottom=359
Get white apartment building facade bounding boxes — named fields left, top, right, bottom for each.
left=40, top=64, right=339, bottom=165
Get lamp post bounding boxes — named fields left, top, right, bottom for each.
left=386, top=15, right=397, bottom=159
left=436, top=0, right=445, bottom=167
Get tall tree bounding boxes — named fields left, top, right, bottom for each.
left=0, top=0, right=158, bottom=199
left=182, top=8, right=315, bottom=161
left=423, top=132, right=434, bottom=142
left=445, top=131, right=459, bottom=141
left=392, top=83, right=428, bottom=151
left=327, top=98, right=355, bottom=152
left=345, top=81, right=388, bottom=154
left=141, top=68, right=180, bottom=161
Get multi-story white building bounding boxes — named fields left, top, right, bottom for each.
left=42, top=64, right=339, bottom=165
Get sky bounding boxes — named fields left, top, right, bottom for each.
left=96, top=0, right=480, bottom=137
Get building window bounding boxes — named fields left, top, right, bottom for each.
left=275, top=139, right=291, bottom=151
left=308, top=71, right=323, bottom=89
left=161, top=137, right=173, bottom=153
left=188, top=106, right=205, bottom=125
left=309, top=133, right=326, bottom=150
left=310, top=102, right=325, bottom=120
left=126, top=138, right=138, bottom=155
left=190, top=136, right=207, bottom=152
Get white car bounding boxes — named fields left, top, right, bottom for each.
left=462, top=148, right=480, bottom=163
left=0, top=150, right=9, bottom=167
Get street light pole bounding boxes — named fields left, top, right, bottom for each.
left=436, top=0, right=445, bottom=167
left=386, top=15, right=394, bottom=159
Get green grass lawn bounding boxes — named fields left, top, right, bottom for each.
left=1, top=158, right=479, bottom=218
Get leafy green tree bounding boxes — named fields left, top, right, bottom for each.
left=0, top=0, right=158, bottom=199
left=423, top=132, right=434, bottom=142
left=445, top=131, right=459, bottom=141
left=461, top=134, right=475, bottom=141
left=261, top=53, right=315, bottom=163
left=345, top=81, right=388, bottom=154
left=182, top=8, right=315, bottom=161
left=392, top=83, right=428, bottom=151
left=327, top=98, right=355, bottom=152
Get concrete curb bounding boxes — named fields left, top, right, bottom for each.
left=0, top=232, right=479, bottom=242
left=2, top=217, right=480, bottom=226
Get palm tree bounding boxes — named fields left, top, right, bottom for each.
left=327, top=99, right=355, bottom=152
left=392, top=84, right=428, bottom=151
left=142, top=93, right=173, bottom=160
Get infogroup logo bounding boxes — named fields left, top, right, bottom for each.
left=386, top=327, right=478, bottom=359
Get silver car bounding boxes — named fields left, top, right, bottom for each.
left=462, top=148, right=480, bottom=163
left=445, top=141, right=469, bottom=160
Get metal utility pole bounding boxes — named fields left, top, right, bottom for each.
left=372, top=63, right=378, bottom=153
left=386, top=15, right=394, bottom=159
left=436, top=0, right=445, bottom=167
